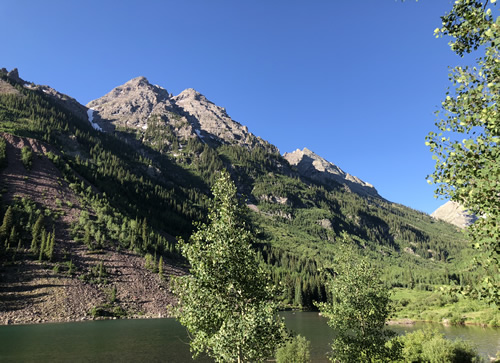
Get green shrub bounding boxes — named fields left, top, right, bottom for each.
left=0, top=138, right=6, bottom=168
left=113, top=306, right=126, bottom=317
left=20, top=146, right=32, bottom=170
left=276, top=335, right=311, bottom=363
left=398, top=328, right=481, bottom=362
left=400, top=298, right=410, bottom=307
left=443, top=312, right=465, bottom=325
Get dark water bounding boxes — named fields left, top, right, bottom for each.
left=280, top=311, right=500, bottom=362
left=0, top=313, right=498, bottom=362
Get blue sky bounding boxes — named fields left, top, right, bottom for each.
left=1, top=0, right=473, bottom=214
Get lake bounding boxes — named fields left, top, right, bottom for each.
left=0, top=312, right=498, bottom=362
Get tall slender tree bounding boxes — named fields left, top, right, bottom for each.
left=31, top=214, right=44, bottom=254
left=0, top=206, right=14, bottom=241
left=171, top=170, right=286, bottom=363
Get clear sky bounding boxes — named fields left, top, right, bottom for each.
left=1, top=0, right=474, bottom=214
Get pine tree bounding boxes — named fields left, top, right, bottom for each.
left=294, top=278, right=303, bottom=307
left=39, top=229, right=46, bottom=261
left=0, top=206, right=14, bottom=241
left=158, top=255, right=164, bottom=280
left=9, top=225, right=17, bottom=247
left=46, top=226, right=55, bottom=261
left=31, top=214, right=44, bottom=253
left=98, top=261, right=104, bottom=282
left=83, top=227, right=91, bottom=248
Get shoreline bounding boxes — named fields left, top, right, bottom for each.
left=2, top=313, right=173, bottom=327
left=4, top=313, right=498, bottom=328
left=387, top=317, right=496, bottom=328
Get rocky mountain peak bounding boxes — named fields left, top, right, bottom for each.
left=7, top=68, right=22, bottom=83
left=171, top=87, right=270, bottom=149
left=430, top=201, right=477, bottom=229
left=1, top=67, right=25, bottom=85
left=283, top=148, right=381, bottom=199
left=107, top=76, right=169, bottom=102
left=87, top=77, right=276, bottom=151
left=87, top=76, right=173, bottom=129
left=174, top=88, right=203, bottom=101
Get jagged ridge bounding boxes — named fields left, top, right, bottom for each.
left=87, top=76, right=277, bottom=152
left=283, top=147, right=381, bottom=199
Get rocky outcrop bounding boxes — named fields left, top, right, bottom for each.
left=431, top=201, right=477, bottom=229
left=87, top=76, right=173, bottom=130
left=0, top=68, right=23, bottom=95
left=1, top=67, right=90, bottom=122
left=35, top=84, right=90, bottom=122
left=7, top=68, right=22, bottom=83
left=283, top=148, right=381, bottom=199
left=172, top=88, right=274, bottom=150
left=87, top=76, right=277, bottom=151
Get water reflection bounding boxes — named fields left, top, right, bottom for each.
left=0, top=313, right=498, bottom=362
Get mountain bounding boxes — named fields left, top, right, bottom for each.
left=431, top=201, right=477, bottom=229
left=0, top=67, right=89, bottom=121
left=0, top=68, right=480, bottom=324
left=87, top=77, right=276, bottom=151
left=283, top=147, right=381, bottom=199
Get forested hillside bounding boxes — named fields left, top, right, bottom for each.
left=0, top=70, right=495, bottom=325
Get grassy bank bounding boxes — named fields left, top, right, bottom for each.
left=390, top=288, right=499, bottom=327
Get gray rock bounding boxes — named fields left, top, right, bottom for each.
left=87, top=76, right=278, bottom=151
left=7, top=68, right=21, bottom=83
left=283, top=147, right=381, bottom=199
left=430, top=201, right=477, bottom=229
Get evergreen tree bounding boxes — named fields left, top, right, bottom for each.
left=20, top=146, right=33, bottom=170
left=0, top=206, right=14, bottom=240
left=31, top=214, right=44, bottom=253
left=294, top=278, right=303, bottom=307
left=39, top=229, right=46, bottom=261
left=8, top=225, right=18, bottom=247
left=171, top=170, right=286, bottom=362
left=158, top=255, right=164, bottom=280
left=46, top=226, right=55, bottom=261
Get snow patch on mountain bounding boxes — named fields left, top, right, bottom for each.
left=195, top=129, right=204, bottom=139
left=87, top=109, right=102, bottom=131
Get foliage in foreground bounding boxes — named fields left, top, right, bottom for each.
left=275, top=335, right=311, bottom=363
left=427, top=0, right=499, bottom=304
left=396, top=328, right=481, bottom=362
left=316, top=235, right=401, bottom=362
left=171, top=170, right=286, bottom=362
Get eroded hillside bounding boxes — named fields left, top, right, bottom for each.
left=0, top=133, right=182, bottom=324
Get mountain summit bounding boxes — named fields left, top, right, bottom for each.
left=87, top=76, right=172, bottom=131
left=283, top=147, right=381, bottom=199
left=87, top=77, right=276, bottom=151
left=431, top=201, right=477, bottom=228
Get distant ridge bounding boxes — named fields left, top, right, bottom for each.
left=283, top=147, right=381, bottom=199
left=431, top=201, right=477, bottom=228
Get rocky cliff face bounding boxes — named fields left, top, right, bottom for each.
left=87, top=76, right=173, bottom=131
left=431, top=201, right=477, bottom=229
left=87, top=77, right=276, bottom=151
left=283, top=147, right=381, bottom=199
